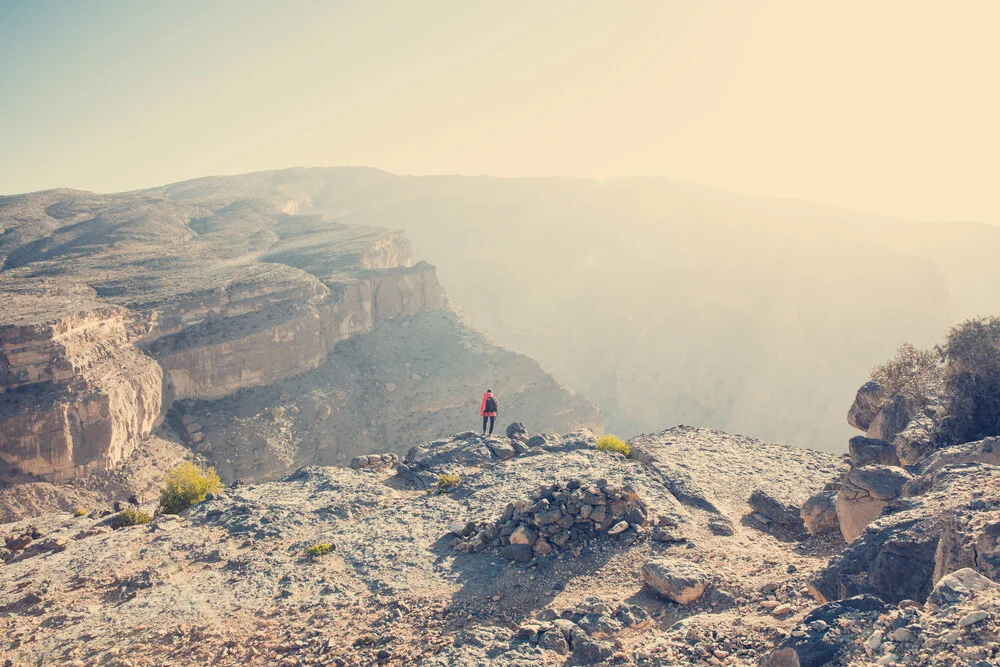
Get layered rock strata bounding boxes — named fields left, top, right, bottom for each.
left=0, top=190, right=446, bottom=482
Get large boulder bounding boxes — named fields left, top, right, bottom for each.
left=761, top=595, right=890, bottom=667
left=641, top=558, right=709, bottom=605
left=848, top=381, right=885, bottom=431
left=749, top=490, right=803, bottom=527
left=800, top=490, right=839, bottom=536
left=848, top=436, right=900, bottom=468
left=836, top=465, right=912, bottom=542
left=811, top=463, right=999, bottom=605
left=866, top=395, right=911, bottom=442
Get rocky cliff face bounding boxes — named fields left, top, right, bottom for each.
left=0, top=188, right=582, bottom=486
left=0, top=308, right=163, bottom=481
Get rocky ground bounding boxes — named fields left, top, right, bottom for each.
left=2, top=426, right=852, bottom=666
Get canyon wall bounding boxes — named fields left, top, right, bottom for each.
left=0, top=311, right=163, bottom=482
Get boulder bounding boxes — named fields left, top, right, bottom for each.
left=486, top=439, right=516, bottom=460
left=836, top=465, right=912, bottom=542
left=762, top=596, right=890, bottom=667
left=866, top=395, right=911, bottom=443
left=926, top=567, right=1000, bottom=610
left=848, top=381, right=885, bottom=431
left=501, top=543, right=534, bottom=563
left=641, top=558, right=709, bottom=605
left=800, top=490, right=839, bottom=536
left=749, top=490, right=803, bottom=527
left=509, top=525, right=538, bottom=546
left=848, top=436, right=900, bottom=468
left=505, top=422, right=528, bottom=440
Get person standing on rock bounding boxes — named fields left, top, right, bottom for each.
left=480, top=389, right=499, bottom=436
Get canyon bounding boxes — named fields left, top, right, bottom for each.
left=0, top=187, right=600, bottom=492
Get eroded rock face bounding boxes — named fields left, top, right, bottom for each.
left=0, top=309, right=164, bottom=482
left=835, top=465, right=912, bottom=543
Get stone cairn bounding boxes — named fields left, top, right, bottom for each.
left=453, top=478, right=652, bottom=562
left=350, top=453, right=400, bottom=471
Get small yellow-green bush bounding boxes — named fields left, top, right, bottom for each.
left=595, top=434, right=630, bottom=457
left=158, top=461, right=222, bottom=515
left=73, top=508, right=87, bottom=517
left=430, top=472, right=461, bottom=494
left=305, top=543, right=333, bottom=558
left=118, top=507, right=152, bottom=527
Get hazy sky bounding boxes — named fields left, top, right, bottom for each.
left=2, top=1, right=998, bottom=224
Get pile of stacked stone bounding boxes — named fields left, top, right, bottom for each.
left=514, top=598, right=652, bottom=664
left=452, top=478, right=652, bottom=562
left=349, top=453, right=399, bottom=471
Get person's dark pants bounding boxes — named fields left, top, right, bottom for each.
left=482, top=415, right=495, bottom=435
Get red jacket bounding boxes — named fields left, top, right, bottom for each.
left=480, top=392, right=498, bottom=417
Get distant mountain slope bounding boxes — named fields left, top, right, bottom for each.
left=149, top=168, right=1000, bottom=451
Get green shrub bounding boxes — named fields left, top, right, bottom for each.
left=870, top=342, right=941, bottom=406
left=158, top=461, right=222, bottom=515
left=430, top=473, right=461, bottom=494
left=118, top=507, right=152, bottom=527
left=595, top=434, right=630, bottom=457
left=73, top=508, right=87, bottom=517
left=939, top=316, right=1000, bottom=441
left=305, top=543, right=333, bottom=558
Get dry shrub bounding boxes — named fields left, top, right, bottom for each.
left=595, top=434, right=630, bottom=457
left=158, top=461, right=222, bottom=515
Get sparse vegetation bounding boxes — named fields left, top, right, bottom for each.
left=73, top=508, right=87, bottom=517
left=158, top=461, right=222, bottom=515
left=118, top=507, right=152, bottom=527
left=870, top=342, right=941, bottom=407
left=938, top=316, right=1000, bottom=442
left=304, top=543, right=333, bottom=558
left=595, top=434, right=630, bottom=457
left=430, top=472, right=461, bottom=494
